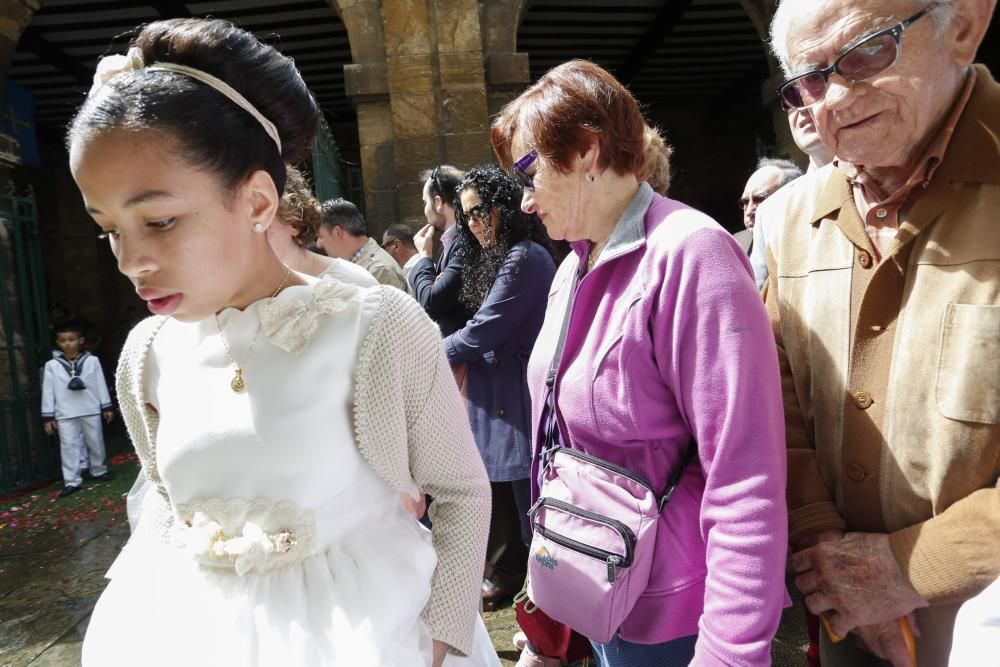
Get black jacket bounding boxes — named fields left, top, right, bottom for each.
left=408, top=235, right=472, bottom=337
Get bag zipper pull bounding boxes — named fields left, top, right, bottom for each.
left=607, top=555, right=621, bottom=583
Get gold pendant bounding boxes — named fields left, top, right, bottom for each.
left=231, top=368, right=246, bottom=393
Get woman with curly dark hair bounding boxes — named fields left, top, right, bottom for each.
left=443, top=164, right=557, bottom=610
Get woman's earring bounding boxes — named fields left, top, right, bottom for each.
left=586, top=173, right=595, bottom=183
left=253, top=222, right=265, bottom=233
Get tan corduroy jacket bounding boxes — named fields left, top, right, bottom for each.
left=765, top=65, right=1000, bottom=662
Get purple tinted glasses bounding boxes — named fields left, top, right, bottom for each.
left=512, top=149, right=539, bottom=191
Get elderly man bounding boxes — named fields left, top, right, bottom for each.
left=736, top=158, right=802, bottom=253
left=766, top=0, right=998, bottom=665
left=381, top=223, right=421, bottom=284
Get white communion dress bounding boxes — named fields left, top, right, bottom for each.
left=82, top=276, right=499, bottom=666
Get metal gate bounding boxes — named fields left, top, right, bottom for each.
left=311, top=115, right=347, bottom=204
left=0, top=182, right=54, bottom=495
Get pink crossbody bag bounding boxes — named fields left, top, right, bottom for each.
left=526, top=261, right=695, bottom=643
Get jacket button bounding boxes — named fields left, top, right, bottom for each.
left=495, top=408, right=505, bottom=417
left=852, top=391, right=873, bottom=409
left=857, top=251, right=872, bottom=268
left=875, top=207, right=888, bottom=219
left=847, top=463, right=866, bottom=482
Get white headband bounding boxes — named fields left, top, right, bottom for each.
left=91, top=47, right=282, bottom=153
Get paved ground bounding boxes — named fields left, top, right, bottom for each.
left=0, top=467, right=808, bottom=666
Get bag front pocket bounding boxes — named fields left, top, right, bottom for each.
left=530, top=498, right=635, bottom=582
left=936, top=303, right=1000, bottom=424
left=527, top=497, right=646, bottom=642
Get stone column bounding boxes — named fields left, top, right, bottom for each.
left=339, top=0, right=398, bottom=230
left=482, top=0, right=531, bottom=118
left=339, top=0, right=501, bottom=232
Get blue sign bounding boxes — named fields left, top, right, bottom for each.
left=2, top=81, right=40, bottom=167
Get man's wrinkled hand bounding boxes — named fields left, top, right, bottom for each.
left=853, top=615, right=919, bottom=667
left=792, top=532, right=927, bottom=638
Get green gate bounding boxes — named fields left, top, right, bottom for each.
left=0, top=182, right=54, bottom=495
left=311, top=115, right=347, bottom=204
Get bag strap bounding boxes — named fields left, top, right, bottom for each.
left=658, top=440, right=696, bottom=513
left=540, top=263, right=586, bottom=459
left=545, top=263, right=585, bottom=389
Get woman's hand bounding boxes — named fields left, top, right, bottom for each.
left=431, top=639, right=449, bottom=667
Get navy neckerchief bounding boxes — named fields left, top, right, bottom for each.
left=54, top=350, right=90, bottom=378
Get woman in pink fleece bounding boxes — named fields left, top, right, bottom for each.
left=492, top=60, right=789, bottom=667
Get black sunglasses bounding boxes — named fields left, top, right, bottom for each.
left=463, top=204, right=491, bottom=223
left=776, top=2, right=938, bottom=110
left=429, top=165, right=443, bottom=198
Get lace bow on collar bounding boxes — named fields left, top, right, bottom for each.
left=258, top=278, right=362, bottom=355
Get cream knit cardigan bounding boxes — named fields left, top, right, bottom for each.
left=115, top=285, right=491, bottom=656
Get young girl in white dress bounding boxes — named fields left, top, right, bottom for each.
left=69, top=18, right=498, bottom=667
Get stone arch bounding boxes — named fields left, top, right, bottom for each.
left=328, top=0, right=387, bottom=65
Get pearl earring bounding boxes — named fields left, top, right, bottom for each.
left=253, top=223, right=265, bottom=232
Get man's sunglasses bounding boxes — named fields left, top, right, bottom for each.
left=776, top=2, right=938, bottom=110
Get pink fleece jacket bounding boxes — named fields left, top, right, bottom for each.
left=527, top=184, right=788, bottom=666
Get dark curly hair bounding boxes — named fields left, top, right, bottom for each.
left=455, top=164, right=554, bottom=312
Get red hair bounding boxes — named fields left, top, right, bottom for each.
left=491, top=60, right=646, bottom=176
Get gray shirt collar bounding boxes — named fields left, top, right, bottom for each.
left=591, top=182, right=654, bottom=267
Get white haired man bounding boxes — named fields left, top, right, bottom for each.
left=736, top=157, right=803, bottom=254
left=765, top=0, right=998, bottom=665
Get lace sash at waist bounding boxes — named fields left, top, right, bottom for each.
left=172, top=498, right=316, bottom=576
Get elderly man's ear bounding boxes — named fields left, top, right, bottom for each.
left=950, top=0, right=996, bottom=66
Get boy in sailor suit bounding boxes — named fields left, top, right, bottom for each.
left=41, top=323, right=115, bottom=497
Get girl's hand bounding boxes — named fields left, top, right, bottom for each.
left=43, top=421, right=57, bottom=436
left=431, top=639, right=449, bottom=667
left=400, top=492, right=426, bottom=520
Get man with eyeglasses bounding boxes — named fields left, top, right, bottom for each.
left=736, top=158, right=802, bottom=254
left=381, top=223, right=421, bottom=288
left=410, top=165, right=472, bottom=337
left=765, top=1, right=998, bottom=665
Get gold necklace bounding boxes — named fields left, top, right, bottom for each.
left=587, top=238, right=608, bottom=271
left=215, top=266, right=292, bottom=393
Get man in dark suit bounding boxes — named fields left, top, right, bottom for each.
left=409, top=165, right=471, bottom=337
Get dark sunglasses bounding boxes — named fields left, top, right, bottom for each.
left=512, top=149, right=539, bottom=191
left=463, top=204, right=491, bottom=223
left=428, top=165, right=443, bottom=198
left=776, top=2, right=938, bottom=110
left=740, top=192, right=772, bottom=210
